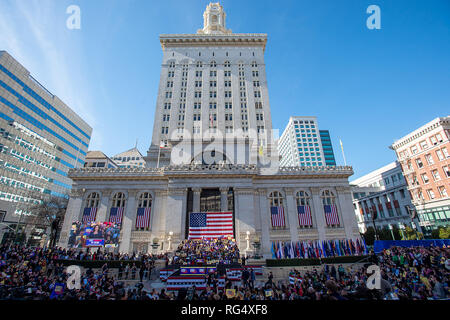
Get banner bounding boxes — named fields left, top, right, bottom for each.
left=373, top=239, right=450, bottom=253
left=68, top=221, right=121, bottom=248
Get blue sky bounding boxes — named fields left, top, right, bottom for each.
left=0, top=0, right=449, bottom=179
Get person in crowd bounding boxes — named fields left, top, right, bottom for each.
left=0, top=242, right=448, bottom=300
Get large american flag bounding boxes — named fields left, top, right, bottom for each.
left=136, top=207, right=151, bottom=228
left=324, top=204, right=340, bottom=226
left=188, top=212, right=234, bottom=239
left=270, top=206, right=285, bottom=228
left=297, top=205, right=312, bottom=227
left=82, top=207, right=97, bottom=223
left=109, top=207, right=124, bottom=224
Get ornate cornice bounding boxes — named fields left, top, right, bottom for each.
left=160, top=33, right=268, bottom=51
left=68, top=165, right=354, bottom=181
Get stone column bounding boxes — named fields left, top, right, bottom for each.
left=257, top=189, right=271, bottom=258
left=119, top=190, right=138, bottom=254
left=58, top=188, right=83, bottom=248
left=336, top=186, right=360, bottom=240
left=193, top=187, right=201, bottom=212
left=220, top=187, right=228, bottom=211
left=165, top=188, right=187, bottom=247
left=284, top=188, right=299, bottom=243
left=151, top=189, right=168, bottom=239
left=96, top=189, right=112, bottom=222
left=234, top=188, right=255, bottom=252
left=310, top=187, right=326, bottom=241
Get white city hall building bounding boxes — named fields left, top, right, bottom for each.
left=58, top=3, right=360, bottom=257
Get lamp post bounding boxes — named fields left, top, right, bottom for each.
left=167, top=231, right=173, bottom=251
left=369, top=207, right=379, bottom=241
left=399, top=223, right=405, bottom=240
left=388, top=224, right=395, bottom=240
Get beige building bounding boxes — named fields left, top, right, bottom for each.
left=58, top=3, right=360, bottom=257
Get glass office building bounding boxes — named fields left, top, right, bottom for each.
left=320, top=130, right=336, bottom=166
left=0, top=51, right=92, bottom=217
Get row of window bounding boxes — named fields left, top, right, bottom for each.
left=398, top=132, right=447, bottom=159
left=168, top=61, right=259, bottom=69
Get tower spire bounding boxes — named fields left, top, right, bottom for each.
left=197, top=2, right=232, bottom=35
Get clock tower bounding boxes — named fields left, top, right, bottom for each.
left=197, top=2, right=232, bottom=35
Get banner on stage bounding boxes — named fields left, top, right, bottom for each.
left=68, top=221, right=121, bottom=248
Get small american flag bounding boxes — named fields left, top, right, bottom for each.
left=270, top=206, right=285, bottom=228
left=188, top=212, right=234, bottom=239
left=136, top=207, right=151, bottom=228
left=297, top=205, right=312, bottom=227
left=82, top=207, right=97, bottom=223
left=324, top=204, right=340, bottom=226
left=109, top=207, right=124, bottom=224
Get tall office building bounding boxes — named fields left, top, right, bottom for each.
left=320, top=130, right=336, bottom=166
left=279, top=116, right=336, bottom=167
left=146, top=2, right=273, bottom=167
left=390, top=116, right=450, bottom=235
left=60, top=3, right=359, bottom=256
left=0, top=51, right=92, bottom=221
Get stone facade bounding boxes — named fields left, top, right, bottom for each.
left=58, top=3, right=361, bottom=257
left=58, top=165, right=360, bottom=257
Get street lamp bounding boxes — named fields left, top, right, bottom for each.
left=245, top=230, right=250, bottom=251
left=369, top=207, right=379, bottom=241
left=388, top=224, right=395, bottom=240
left=167, top=231, right=173, bottom=251
left=399, top=223, right=405, bottom=240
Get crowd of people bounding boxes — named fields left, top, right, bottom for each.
left=171, top=238, right=240, bottom=265
left=0, top=240, right=448, bottom=300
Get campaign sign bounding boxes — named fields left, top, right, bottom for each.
left=85, top=238, right=105, bottom=247
left=68, top=221, right=121, bottom=248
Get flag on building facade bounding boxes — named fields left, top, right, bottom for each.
left=297, top=205, right=312, bottom=227
left=136, top=207, right=151, bottom=228
left=109, top=207, right=124, bottom=224
left=324, top=204, right=340, bottom=226
left=188, top=212, right=234, bottom=239
left=82, top=207, right=97, bottom=223
left=270, top=206, right=285, bottom=228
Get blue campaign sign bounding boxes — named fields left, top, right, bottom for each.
left=85, top=238, right=105, bottom=247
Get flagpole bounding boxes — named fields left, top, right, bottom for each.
left=339, top=139, right=347, bottom=166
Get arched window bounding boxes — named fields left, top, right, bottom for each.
left=168, top=61, right=175, bottom=68
left=321, top=190, right=336, bottom=205
left=210, top=60, right=217, bottom=68
left=296, top=190, right=312, bottom=228
left=268, top=191, right=285, bottom=228
left=136, top=193, right=152, bottom=231
left=295, top=190, right=310, bottom=206
left=224, top=61, right=231, bottom=68
left=321, top=190, right=340, bottom=227
left=112, top=192, right=126, bottom=208
left=138, top=192, right=152, bottom=208
left=196, top=61, right=203, bottom=68
left=269, top=191, right=284, bottom=207
left=86, top=192, right=99, bottom=208
left=251, top=61, right=258, bottom=68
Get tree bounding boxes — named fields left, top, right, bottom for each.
left=362, top=226, right=376, bottom=246
left=25, top=195, right=68, bottom=247
left=439, top=226, right=450, bottom=239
